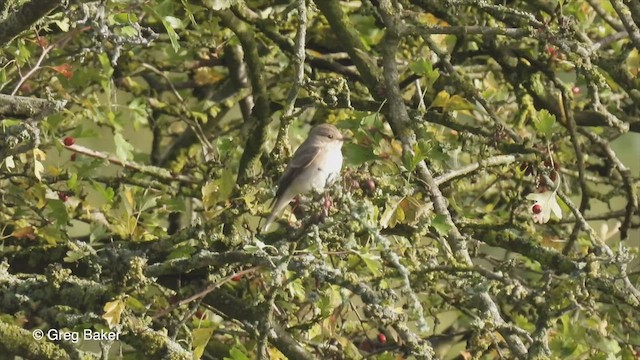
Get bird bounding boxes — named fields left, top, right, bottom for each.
left=262, top=123, right=348, bottom=232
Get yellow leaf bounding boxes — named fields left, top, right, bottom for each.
left=11, top=226, right=36, bottom=240
left=4, top=155, right=15, bottom=170
left=33, top=148, right=46, bottom=181
left=430, top=90, right=450, bottom=108
left=201, top=181, right=218, bottom=210
left=103, top=299, right=126, bottom=328
left=447, top=94, right=475, bottom=111
left=380, top=196, right=405, bottom=229
left=193, top=67, right=224, bottom=86
left=192, top=327, right=215, bottom=359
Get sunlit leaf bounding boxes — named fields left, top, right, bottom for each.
left=534, top=109, right=557, bottom=138
left=103, top=299, right=126, bottom=328
left=344, top=143, right=376, bottom=166
left=192, top=327, right=215, bottom=360
left=33, top=148, right=46, bottom=181
left=114, top=133, right=134, bottom=163
left=431, top=214, right=452, bottom=235
left=359, top=252, right=382, bottom=276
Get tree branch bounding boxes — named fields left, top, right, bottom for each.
left=215, top=9, right=271, bottom=186
left=0, top=0, right=64, bottom=46
left=0, top=94, right=67, bottom=119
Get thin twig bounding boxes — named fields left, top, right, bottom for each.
left=63, top=142, right=195, bottom=183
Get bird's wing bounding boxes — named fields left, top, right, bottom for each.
left=275, top=142, right=323, bottom=199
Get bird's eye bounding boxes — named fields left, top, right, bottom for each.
left=327, top=134, right=334, bottom=139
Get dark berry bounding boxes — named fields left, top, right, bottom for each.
left=194, top=309, right=206, bottom=319
left=532, top=204, right=542, bottom=214
left=363, top=179, right=376, bottom=194
left=58, top=192, right=69, bottom=202
left=63, top=136, right=75, bottom=146
left=70, top=153, right=77, bottom=161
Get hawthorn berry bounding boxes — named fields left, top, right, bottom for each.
left=532, top=204, right=542, bottom=214
left=363, top=179, right=376, bottom=194
left=63, top=136, right=75, bottom=146
left=58, top=192, right=69, bottom=202
left=194, top=309, right=206, bottom=319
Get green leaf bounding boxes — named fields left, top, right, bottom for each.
left=411, top=59, right=440, bottom=88
left=359, top=113, right=379, bottom=127
left=167, top=244, right=197, bottom=260
left=46, top=199, right=69, bottom=228
left=410, top=59, right=433, bottom=75
left=192, top=327, right=215, bottom=360
left=224, top=345, right=251, bottom=360
left=359, top=252, right=382, bottom=276
left=431, top=214, right=452, bottom=236
left=344, top=143, right=376, bottom=166
left=534, top=109, right=557, bottom=138
left=114, top=133, right=134, bottom=163
left=144, top=5, right=181, bottom=51
left=92, top=181, right=115, bottom=204
left=64, top=249, right=86, bottom=263
left=403, top=139, right=430, bottom=171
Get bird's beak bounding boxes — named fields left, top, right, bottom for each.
left=341, top=133, right=353, bottom=142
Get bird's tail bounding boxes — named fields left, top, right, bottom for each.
left=261, top=196, right=289, bottom=232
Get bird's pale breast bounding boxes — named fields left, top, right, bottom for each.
left=287, top=142, right=343, bottom=197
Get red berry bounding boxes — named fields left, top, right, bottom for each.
left=70, top=153, right=77, bottom=161
left=532, top=204, right=542, bottom=214
left=572, top=86, right=580, bottom=95
left=194, top=309, right=206, bottom=319
left=58, top=192, right=69, bottom=202
left=231, top=274, right=242, bottom=282
left=377, top=333, right=387, bottom=344
left=63, top=136, right=75, bottom=146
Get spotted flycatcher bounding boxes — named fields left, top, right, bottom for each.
left=262, top=124, right=347, bottom=232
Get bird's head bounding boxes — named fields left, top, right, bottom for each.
left=308, top=124, right=350, bottom=144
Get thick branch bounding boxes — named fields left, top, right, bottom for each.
left=314, top=0, right=382, bottom=93
left=0, top=94, right=66, bottom=119
left=0, top=0, right=64, bottom=46
left=0, top=322, right=71, bottom=360
left=215, top=9, right=271, bottom=186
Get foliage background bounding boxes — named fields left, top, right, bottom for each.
left=0, top=0, right=639, bottom=359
